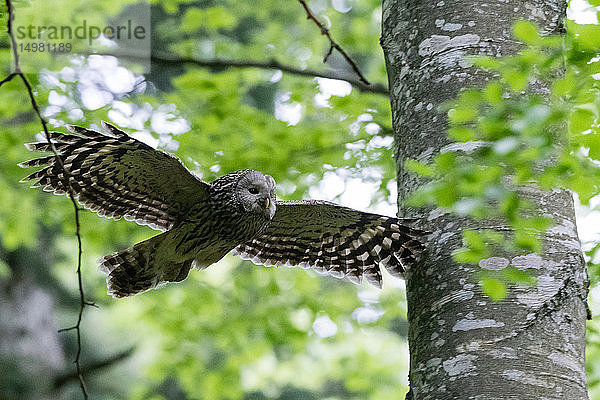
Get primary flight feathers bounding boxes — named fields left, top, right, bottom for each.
left=21, top=122, right=427, bottom=297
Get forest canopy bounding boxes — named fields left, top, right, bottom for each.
left=1, top=0, right=600, bottom=399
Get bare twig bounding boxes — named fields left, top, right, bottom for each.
left=2, top=1, right=89, bottom=398
left=152, top=52, right=388, bottom=95
left=0, top=72, right=16, bottom=87
left=88, top=49, right=388, bottom=95
left=57, top=326, right=79, bottom=333
left=297, top=0, right=371, bottom=85
left=53, top=347, right=135, bottom=389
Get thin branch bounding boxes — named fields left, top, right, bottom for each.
left=0, top=72, right=16, bottom=87
left=80, top=49, right=389, bottom=95
left=2, top=1, right=89, bottom=398
left=150, top=52, right=389, bottom=95
left=297, top=0, right=371, bottom=85
left=53, top=347, right=135, bottom=389
left=57, top=326, right=79, bottom=333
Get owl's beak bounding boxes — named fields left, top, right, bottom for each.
left=265, top=198, right=270, bottom=209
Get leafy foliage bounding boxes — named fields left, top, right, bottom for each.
left=407, top=20, right=600, bottom=293
left=0, top=0, right=408, bottom=398
left=2, top=0, right=600, bottom=397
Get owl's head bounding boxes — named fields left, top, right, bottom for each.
left=236, top=170, right=277, bottom=220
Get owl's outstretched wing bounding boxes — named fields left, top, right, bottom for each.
left=232, top=200, right=427, bottom=287
left=20, top=122, right=210, bottom=231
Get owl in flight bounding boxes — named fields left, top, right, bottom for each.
left=20, top=122, right=427, bottom=298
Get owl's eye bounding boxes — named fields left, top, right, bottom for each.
left=248, top=187, right=259, bottom=194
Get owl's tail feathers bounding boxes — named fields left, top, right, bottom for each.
left=99, top=234, right=192, bottom=298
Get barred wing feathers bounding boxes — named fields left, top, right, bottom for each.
left=20, top=122, right=210, bottom=231
left=233, top=200, right=427, bottom=287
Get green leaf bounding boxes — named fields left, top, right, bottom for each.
left=513, top=21, right=540, bottom=45
left=551, top=72, right=576, bottom=98
left=448, top=107, right=477, bottom=123
left=181, top=7, right=236, bottom=32
left=0, top=259, right=10, bottom=278
left=472, top=56, right=501, bottom=70
left=180, top=9, right=205, bottom=32
left=567, top=21, right=600, bottom=50
left=569, top=174, right=599, bottom=204
left=513, top=230, right=541, bottom=253
left=502, top=266, right=535, bottom=285
left=503, top=69, right=529, bottom=92
left=448, top=126, right=477, bottom=141
left=434, top=182, right=459, bottom=207
left=463, top=230, right=487, bottom=251
left=453, top=247, right=484, bottom=264
left=434, top=152, right=456, bottom=170
left=481, top=278, right=507, bottom=300
left=570, top=108, right=596, bottom=135
left=483, top=82, right=504, bottom=106
left=405, top=159, right=434, bottom=177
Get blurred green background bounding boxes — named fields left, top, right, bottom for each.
left=0, top=1, right=410, bottom=399
left=1, top=0, right=600, bottom=399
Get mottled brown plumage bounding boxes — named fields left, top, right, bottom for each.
left=21, top=122, right=427, bottom=297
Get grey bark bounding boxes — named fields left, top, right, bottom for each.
left=381, top=0, right=589, bottom=399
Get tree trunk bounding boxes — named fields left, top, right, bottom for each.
left=381, top=0, right=589, bottom=398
